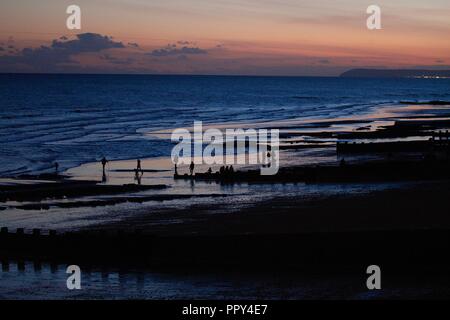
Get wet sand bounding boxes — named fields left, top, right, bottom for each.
left=83, top=180, right=450, bottom=236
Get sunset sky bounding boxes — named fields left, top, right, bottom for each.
left=1, top=0, right=449, bottom=75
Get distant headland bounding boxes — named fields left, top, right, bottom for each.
left=340, top=68, right=450, bottom=79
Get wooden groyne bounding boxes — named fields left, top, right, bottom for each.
left=2, top=226, right=450, bottom=272
left=337, top=131, right=450, bottom=154
left=174, top=159, right=450, bottom=184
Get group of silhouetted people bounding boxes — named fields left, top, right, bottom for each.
left=50, top=157, right=147, bottom=184
left=100, top=157, right=145, bottom=184
left=205, top=165, right=235, bottom=177
left=173, top=161, right=236, bottom=178
left=52, top=155, right=238, bottom=184
left=175, top=161, right=196, bottom=176
left=219, top=165, right=234, bottom=175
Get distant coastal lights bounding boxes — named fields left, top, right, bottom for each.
left=412, top=76, right=450, bottom=79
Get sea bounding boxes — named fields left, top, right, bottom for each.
left=1, top=73, right=450, bottom=176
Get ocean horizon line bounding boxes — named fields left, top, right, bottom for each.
left=2, top=70, right=449, bottom=79
left=0, top=72, right=340, bottom=78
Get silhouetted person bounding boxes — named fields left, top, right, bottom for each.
left=219, top=166, right=224, bottom=175
left=207, top=167, right=212, bottom=175
left=137, top=159, right=142, bottom=172
left=189, top=161, right=195, bottom=176
left=54, top=162, right=59, bottom=174
left=173, top=156, right=179, bottom=176
left=101, top=157, right=108, bottom=175
left=229, top=165, right=234, bottom=173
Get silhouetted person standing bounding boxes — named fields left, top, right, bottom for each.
left=101, top=157, right=108, bottom=175
left=54, top=162, right=59, bottom=175
left=173, top=155, right=179, bottom=176
left=137, top=159, right=142, bottom=172
left=189, top=161, right=195, bottom=176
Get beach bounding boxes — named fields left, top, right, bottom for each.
left=1, top=74, right=450, bottom=299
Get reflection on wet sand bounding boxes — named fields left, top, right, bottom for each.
left=0, top=103, right=450, bottom=233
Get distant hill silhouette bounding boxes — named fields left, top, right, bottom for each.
left=340, top=69, right=450, bottom=78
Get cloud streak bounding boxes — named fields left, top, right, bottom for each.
left=0, top=33, right=125, bottom=72
left=149, top=43, right=207, bottom=57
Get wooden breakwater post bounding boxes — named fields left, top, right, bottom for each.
left=0, top=227, right=62, bottom=262
left=0, top=226, right=158, bottom=266
left=432, top=130, right=450, bottom=147
left=2, top=226, right=450, bottom=271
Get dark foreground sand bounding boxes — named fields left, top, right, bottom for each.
left=3, top=180, right=450, bottom=276
left=80, top=179, right=450, bottom=236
